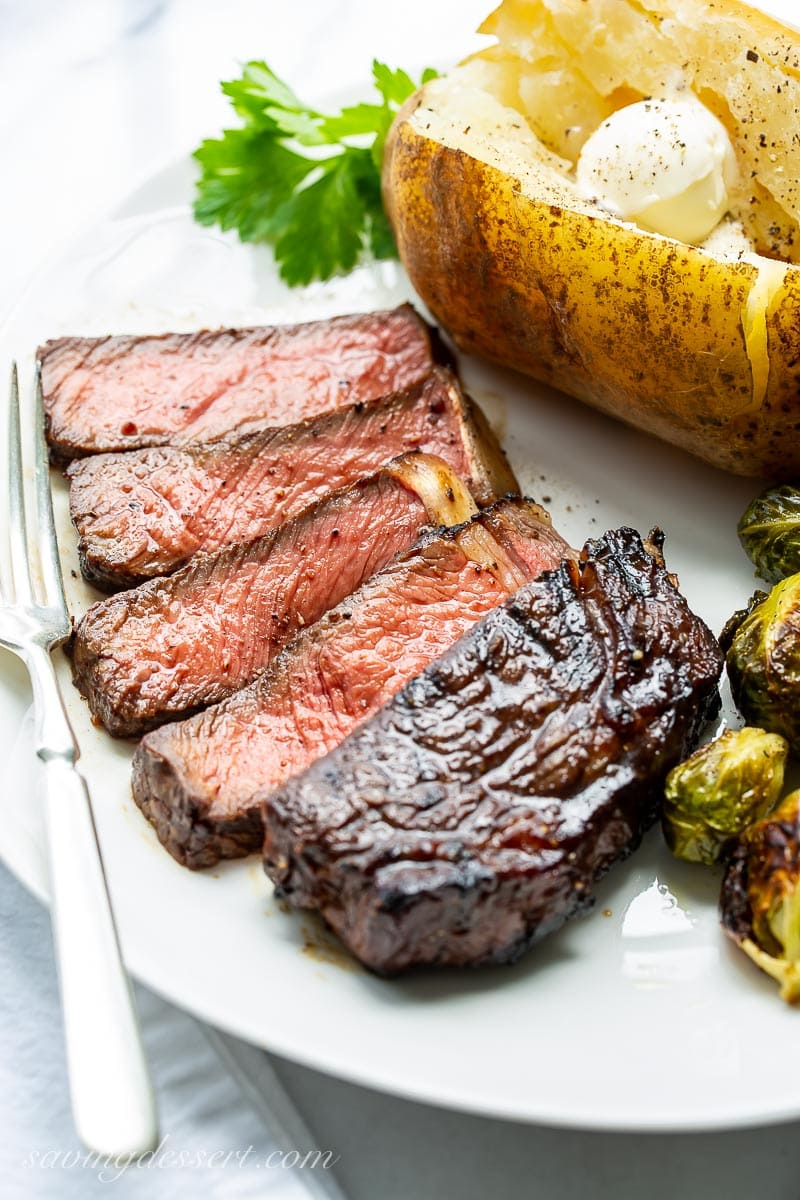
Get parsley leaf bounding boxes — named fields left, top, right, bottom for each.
left=193, top=58, right=436, bottom=285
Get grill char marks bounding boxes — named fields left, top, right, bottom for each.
left=263, top=529, right=723, bottom=974
left=70, top=455, right=478, bottom=737
left=131, top=500, right=571, bottom=869
left=40, top=304, right=446, bottom=461
left=67, top=368, right=518, bottom=590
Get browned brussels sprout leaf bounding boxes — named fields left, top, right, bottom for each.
left=739, top=483, right=800, bottom=585
left=726, top=575, right=800, bottom=753
left=663, top=727, right=788, bottom=865
left=721, top=789, right=800, bottom=1003
left=718, top=590, right=768, bottom=656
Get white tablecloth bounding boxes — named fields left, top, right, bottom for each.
left=3, top=3, right=800, bottom=1196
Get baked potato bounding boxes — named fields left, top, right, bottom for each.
left=382, top=0, right=800, bottom=478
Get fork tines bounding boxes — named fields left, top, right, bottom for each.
left=3, top=361, right=68, bottom=637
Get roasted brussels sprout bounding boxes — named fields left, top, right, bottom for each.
left=663, top=728, right=788, bottom=865
left=718, top=590, right=768, bottom=656
left=725, top=574, right=800, bottom=753
left=738, top=483, right=800, bottom=585
left=720, top=789, right=800, bottom=1003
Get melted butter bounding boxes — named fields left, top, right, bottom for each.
left=741, top=254, right=790, bottom=409
left=575, top=95, right=738, bottom=244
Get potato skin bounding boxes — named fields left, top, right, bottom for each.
left=383, top=93, right=800, bottom=479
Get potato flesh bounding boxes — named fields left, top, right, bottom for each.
left=475, top=0, right=800, bottom=261
left=517, top=64, right=615, bottom=162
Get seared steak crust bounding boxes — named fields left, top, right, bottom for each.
left=263, top=529, right=723, bottom=974
left=41, top=304, right=446, bottom=461
left=131, top=500, right=570, bottom=868
left=67, top=368, right=516, bottom=590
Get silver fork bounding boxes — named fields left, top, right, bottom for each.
left=2, top=362, right=158, bottom=1157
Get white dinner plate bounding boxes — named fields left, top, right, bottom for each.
left=1, top=145, right=798, bottom=1134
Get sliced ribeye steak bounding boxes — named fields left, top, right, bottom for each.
left=40, top=304, right=447, bottom=461
left=70, top=454, right=478, bottom=737
left=131, top=499, right=571, bottom=868
left=263, top=528, right=723, bottom=974
left=67, top=367, right=516, bottom=590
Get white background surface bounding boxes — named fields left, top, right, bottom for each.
left=3, top=1, right=800, bottom=1196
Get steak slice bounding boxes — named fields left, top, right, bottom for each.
left=70, top=454, right=478, bottom=737
left=263, top=529, right=723, bottom=974
left=131, top=499, right=571, bottom=868
left=40, top=304, right=447, bottom=461
left=67, top=367, right=517, bottom=590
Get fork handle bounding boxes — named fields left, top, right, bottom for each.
left=42, top=755, right=159, bottom=1157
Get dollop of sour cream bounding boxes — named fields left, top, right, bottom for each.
left=575, top=95, right=738, bottom=244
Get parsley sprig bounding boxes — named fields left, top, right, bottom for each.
left=193, top=60, right=437, bottom=286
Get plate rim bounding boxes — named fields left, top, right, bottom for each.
left=2, top=149, right=800, bottom=1137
